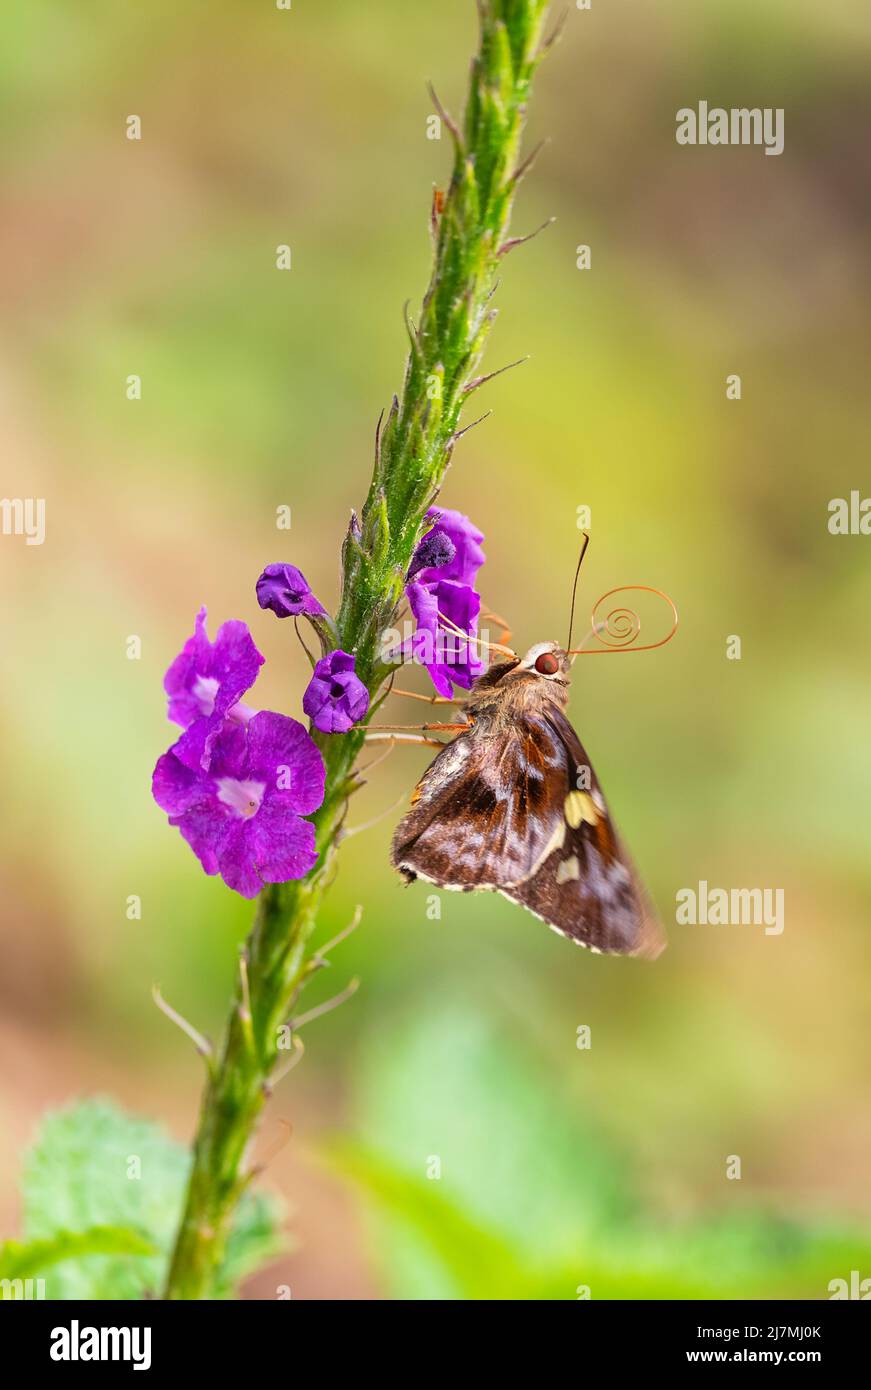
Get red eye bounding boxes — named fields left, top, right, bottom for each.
left=534, top=651, right=560, bottom=675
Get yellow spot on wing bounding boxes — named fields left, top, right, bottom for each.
left=564, top=791, right=599, bottom=828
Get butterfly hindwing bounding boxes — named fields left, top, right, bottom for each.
left=505, top=710, right=664, bottom=956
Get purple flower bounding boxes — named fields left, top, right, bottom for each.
left=256, top=563, right=327, bottom=619
left=404, top=508, right=486, bottom=696
left=152, top=711, right=326, bottom=899
left=163, top=608, right=264, bottom=769
left=303, top=649, right=369, bottom=734
left=411, top=507, right=485, bottom=588
left=164, top=607, right=263, bottom=732
left=406, top=578, right=484, bottom=697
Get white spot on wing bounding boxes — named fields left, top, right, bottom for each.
left=555, top=854, right=580, bottom=884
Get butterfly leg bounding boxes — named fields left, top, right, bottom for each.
left=388, top=687, right=462, bottom=706
left=363, top=720, right=473, bottom=734
left=363, top=731, right=448, bottom=749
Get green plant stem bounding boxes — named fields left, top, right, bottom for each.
left=164, top=0, right=554, bottom=1300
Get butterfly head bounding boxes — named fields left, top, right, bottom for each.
left=470, top=640, right=571, bottom=707
left=519, top=640, right=571, bottom=685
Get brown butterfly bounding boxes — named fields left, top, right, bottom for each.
left=389, top=541, right=675, bottom=959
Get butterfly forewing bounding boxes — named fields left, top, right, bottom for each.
left=391, top=711, right=566, bottom=890
left=391, top=699, right=664, bottom=958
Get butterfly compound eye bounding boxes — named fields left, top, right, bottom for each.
left=534, top=651, right=560, bottom=676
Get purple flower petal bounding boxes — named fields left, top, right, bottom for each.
left=164, top=608, right=263, bottom=728
left=172, top=800, right=229, bottom=878
left=407, top=578, right=484, bottom=697
left=246, top=711, right=327, bottom=814
left=404, top=509, right=486, bottom=697
left=245, top=798, right=318, bottom=885
left=170, top=712, right=249, bottom=777
left=256, top=563, right=327, bottom=619
left=152, top=748, right=207, bottom=817
left=406, top=581, right=452, bottom=699
left=414, top=508, right=485, bottom=588
left=202, top=822, right=251, bottom=897
left=213, top=792, right=319, bottom=898
left=163, top=608, right=264, bottom=768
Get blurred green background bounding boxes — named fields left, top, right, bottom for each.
left=1, top=0, right=870, bottom=1298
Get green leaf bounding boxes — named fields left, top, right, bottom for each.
left=343, top=1004, right=636, bottom=1297
left=19, top=1097, right=286, bottom=1299
left=215, top=1190, right=289, bottom=1300
left=357, top=1005, right=636, bottom=1235
left=0, top=1227, right=154, bottom=1291
left=322, top=1139, right=526, bottom=1299
left=340, top=1002, right=871, bottom=1299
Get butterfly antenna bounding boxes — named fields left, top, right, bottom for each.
left=567, top=584, right=679, bottom=656
left=566, top=531, right=590, bottom=652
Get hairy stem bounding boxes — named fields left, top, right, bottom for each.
left=164, top=0, right=553, bottom=1300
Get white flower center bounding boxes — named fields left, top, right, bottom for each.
left=192, top=675, right=220, bottom=716
left=216, top=777, right=266, bottom=819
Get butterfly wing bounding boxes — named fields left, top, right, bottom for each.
left=390, top=706, right=664, bottom=958
left=390, top=714, right=568, bottom=891
left=506, top=707, right=665, bottom=957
